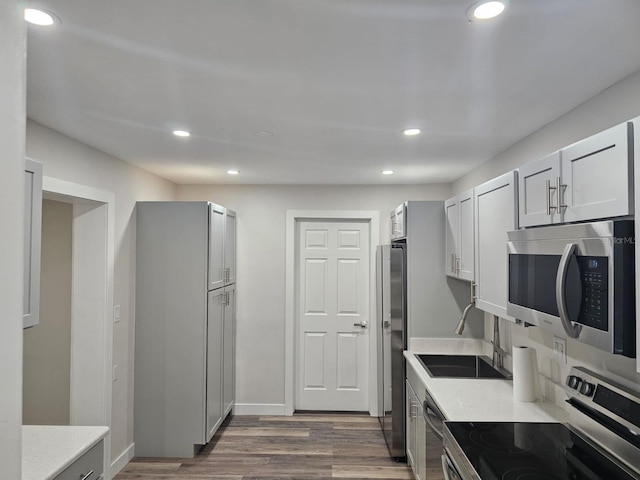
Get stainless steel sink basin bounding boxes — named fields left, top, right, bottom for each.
left=416, top=354, right=511, bottom=379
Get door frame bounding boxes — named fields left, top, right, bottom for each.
left=285, top=210, right=379, bottom=416
left=42, top=176, right=115, bottom=479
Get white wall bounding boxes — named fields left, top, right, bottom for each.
left=176, top=183, right=458, bottom=408
left=23, top=200, right=73, bottom=425
left=452, top=70, right=640, bottom=396
left=0, top=2, right=25, bottom=478
left=25, top=120, right=176, bottom=468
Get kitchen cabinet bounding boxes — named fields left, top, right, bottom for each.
left=444, top=189, right=474, bottom=281
left=209, top=204, right=236, bottom=290
left=53, top=440, right=103, bottom=480
left=23, top=158, right=42, bottom=329
left=135, top=201, right=237, bottom=457
left=406, top=364, right=426, bottom=480
left=390, top=202, right=406, bottom=240
left=474, top=171, right=518, bottom=322
left=518, top=120, right=634, bottom=227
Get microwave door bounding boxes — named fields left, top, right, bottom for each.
left=556, top=243, right=583, bottom=338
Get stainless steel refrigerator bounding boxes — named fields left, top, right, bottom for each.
left=376, top=243, right=406, bottom=461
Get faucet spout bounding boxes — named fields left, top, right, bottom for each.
left=454, top=303, right=474, bottom=335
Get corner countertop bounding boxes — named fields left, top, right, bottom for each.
left=23, top=425, right=109, bottom=480
left=405, top=346, right=569, bottom=423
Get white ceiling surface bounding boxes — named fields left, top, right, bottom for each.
left=26, top=0, right=640, bottom=185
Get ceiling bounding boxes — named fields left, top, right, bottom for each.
left=25, top=0, right=640, bottom=185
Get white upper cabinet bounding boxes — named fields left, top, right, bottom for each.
left=390, top=203, right=406, bottom=240
left=518, top=152, right=562, bottom=227
left=208, top=203, right=226, bottom=290
left=209, top=203, right=236, bottom=290
left=518, top=120, right=634, bottom=227
left=474, top=171, right=518, bottom=322
left=561, top=120, right=634, bottom=223
left=24, top=159, right=43, bottom=329
left=224, top=209, right=236, bottom=285
left=445, top=189, right=474, bottom=281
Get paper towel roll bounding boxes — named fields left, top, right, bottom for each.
left=512, top=346, right=537, bottom=402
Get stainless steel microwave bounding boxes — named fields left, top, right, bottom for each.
left=507, top=220, right=635, bottom=357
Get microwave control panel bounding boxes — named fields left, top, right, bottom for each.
left=578, top=256, right=608, bottom=331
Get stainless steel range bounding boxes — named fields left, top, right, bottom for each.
left=442, top=366, right=640, bottom=479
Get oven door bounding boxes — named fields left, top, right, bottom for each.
left=507, top=236, right=616, bottom=349
left=441, top=452, right=463, bottom=480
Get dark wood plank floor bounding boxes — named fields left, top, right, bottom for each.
left=115, top=414, right=414, bottom=480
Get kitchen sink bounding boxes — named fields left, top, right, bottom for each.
left=416, top=354, right=511, bottom=379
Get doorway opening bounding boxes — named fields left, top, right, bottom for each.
left=22, top=176, right=115, bottom=478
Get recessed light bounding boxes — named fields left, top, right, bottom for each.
left=24, top=8, right=56, bottom=26
left=227, top=169, right=239, bottom=175
left=172, top=130, right=191, bottom=138
left=468, top=1, right=508, bottom=21
left=403, top=128, right=421, bottom=136
left=381, top=170, right=395, bottom=175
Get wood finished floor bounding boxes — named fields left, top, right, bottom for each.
left=115, top=414, right=414, bottom=480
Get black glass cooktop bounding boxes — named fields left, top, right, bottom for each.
left=446, top=422, right=636, bottom=480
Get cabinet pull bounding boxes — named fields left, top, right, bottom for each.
left=546, top=179, right=557, bottom=215
left=557, top=176, right=567, bottom=211
left=451, top=253, right=455, bottom=273
left=455, top=255, right=460, bottom=273
left=79, top=470, right=94, bottom=480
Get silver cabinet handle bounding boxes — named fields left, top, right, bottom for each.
left=546, top=179, right=557, bottom=215
left=455, top=255, right=460, bottom=273
left=353, top=320, right=368, bottom=328
left=79, top=470, right=94, bottom=480
left=557, top=176, right=567, bottom=211
left=451, top=253, right=455, bottom=273
left=556, top=243, right=582, bottom=338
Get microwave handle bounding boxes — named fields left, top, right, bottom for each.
left=556, top=243, right=582, bottom=339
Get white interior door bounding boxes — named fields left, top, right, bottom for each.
left=296, top=220, right=370, bottom=411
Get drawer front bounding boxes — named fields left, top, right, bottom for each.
left=54, top=440, right=103, bottom=480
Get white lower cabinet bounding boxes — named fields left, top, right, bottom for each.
left=406, top=371, right=426, bottom=480
left=54, top=440, right=103, bottom=480
left=474, top=171, right=518, bottom=322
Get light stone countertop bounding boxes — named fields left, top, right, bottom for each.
left=23, top=425, right=109, bottom=480
left=405, top=343, right=570, bottom=423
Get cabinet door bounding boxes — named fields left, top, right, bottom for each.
left=209, top=203, right=226, bottom=290
left=206, top=289, right=224, bottom=442
left=405, top=381, right=416, bottom=471
left=444, top=198, right=459, bottom=277
left=562, top=121, right=633, bottom=223
left=224, top=209, right=236, bottom=285
left=222, top=284, right=236, bottom=416
left=474, top=171, right=518, bottom=322
left=24, top=159, right=43, bottom=329
left=457, top=189, right=474, bottom=282
left=518, top=152, right=561, bottom=227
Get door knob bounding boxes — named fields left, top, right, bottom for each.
left=353, top=320, right=368, bottom=328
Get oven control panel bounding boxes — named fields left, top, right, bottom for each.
left=565, top=366, right=640, bottom=432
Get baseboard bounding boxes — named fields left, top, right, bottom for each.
left=233, top=403, right=287, bottom=416
left=110, top=442, right=134, bottom=478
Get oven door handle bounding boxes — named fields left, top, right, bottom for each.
left=556, top=243, right=582, bottom=339
left=423, top=405, right=444, bottom=441
left=441, top=454, right=457, bottom=480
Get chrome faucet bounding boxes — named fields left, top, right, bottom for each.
left=491, top=315, right=508, bottom=369
left=454, top=282, right=476, bottom=335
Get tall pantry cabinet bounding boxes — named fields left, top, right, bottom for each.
left=134, top=201, right=236, bottom=458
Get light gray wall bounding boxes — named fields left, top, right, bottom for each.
left=25, top=120, right=176, bottom=465
left=0, top=2, right=26, bottom=477
left=452, top=70, right=640, bottom=392
left=23, top=200, right=73, bottom=425
left=453, top=70, right=640, bottom=193
left=175, top=183, right=470, bottom=407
